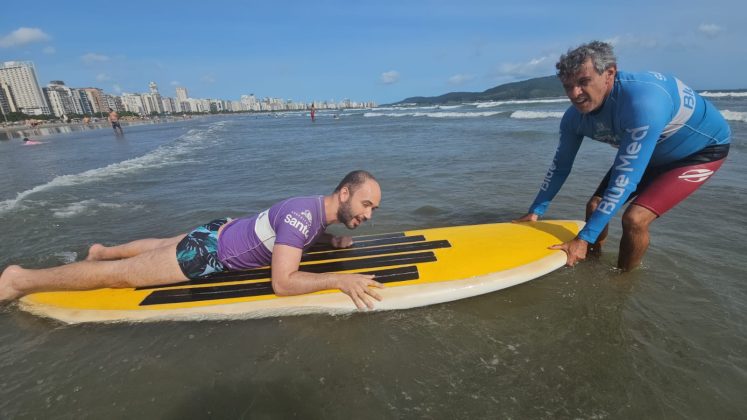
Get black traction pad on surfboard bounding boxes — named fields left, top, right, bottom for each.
left=138, top=233, right=451, bottom=306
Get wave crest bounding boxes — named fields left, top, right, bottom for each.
left=0, top=121, right=227, bottom=215
left=473, top=98, right=568, bottom=108
left=510, top=110, right=564, bottom=119
left=364, top=111, right=503, bottom=118
left=700, top=91, right=747, bottom=98
left=721, top=110, right=747, bottom=123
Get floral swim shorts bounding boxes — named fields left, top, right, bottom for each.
left=176, top=218, right=231, bottom=280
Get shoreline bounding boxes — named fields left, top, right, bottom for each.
left=0, top=116, right=200, bottom=141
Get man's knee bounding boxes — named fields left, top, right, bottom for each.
left=622, top=205, right=657, bottom=232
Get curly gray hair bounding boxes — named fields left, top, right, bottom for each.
left=556, top=41, right=617, bottom=80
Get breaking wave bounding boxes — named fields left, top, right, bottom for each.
left=364, top=111, right=503, bottom=118
left=721, top=110, right=747, bottom=123
left=472, top=98, right=568, bottom=108
left=510, top=110, right=564, bottom=119
left=0, top=121, right=228, bottom=215
left=700, top=91, right=747, bottom=98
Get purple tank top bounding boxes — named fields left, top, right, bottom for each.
left=217, top=196, right=327, bottom=270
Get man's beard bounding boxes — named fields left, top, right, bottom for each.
left=337, top=200, right=357, bottom=229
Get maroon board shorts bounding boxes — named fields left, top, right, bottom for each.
left=593, top=144, right=729, bottom=216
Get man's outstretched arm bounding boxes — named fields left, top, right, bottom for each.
left=270, top=244, right=384, bottom=310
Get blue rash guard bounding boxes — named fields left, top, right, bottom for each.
left=528, top=70, right=731, bottom=243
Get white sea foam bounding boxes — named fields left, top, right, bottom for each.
left=52, top=199, right=144, bottom=218
left=374, top=105, right=444, bottom=111
left=700, top=91, right=747, bottom=98
left=437, top=105, right=463, bottom=110
left=364, top=111, right=503, bottom=118
left=510, top=110, right=564, bottom=119
left=53, top=251, right=78, bottom=264
left=0, top=121, right=226, bottom=215
left=721, top=110, right=747, bottom=123
left=472, top=98, right=568, bottom=108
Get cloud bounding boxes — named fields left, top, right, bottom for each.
left=493, top=55, right=554, bottom=79
left=96, top=73, right=111, bottom=82
left=698, top=23, right=723, bottom=38
left=81, top=53, right=110, bottom=64
left=448, top=74, right=474, bottom=85
left=605, top=35, right=659, bottom=49
left=380, top=70, right=400, bottom=85
left=112, top=84, right=122, bottom=94
left=170, top=80, right=180, bottom=86
left=201, top=75, right=216, bottom=84
left=42, top=46, right=56, bottom=54
left=0, top=27, right=51, bottom=48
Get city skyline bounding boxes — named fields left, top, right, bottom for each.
left=1, top=60, right=372, bottom=119
left=2, top=1, right=746, bottom=105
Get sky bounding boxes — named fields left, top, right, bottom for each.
left=2, top=0, right=746, bottom=104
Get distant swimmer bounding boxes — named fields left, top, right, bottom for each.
left=515, top=41, right=731, bottom=271
left=0, top=171, right=384, bottom=310
left=22, top=137, right=43, bottom=145
left=108, top=108, right=124, bottom=134
left=310, top=103, right=316, bottom=122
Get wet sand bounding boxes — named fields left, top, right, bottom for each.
left=0, top=116, right=198, bottom=141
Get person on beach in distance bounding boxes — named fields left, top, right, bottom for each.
left=0, top=170, right=385, bottom=309
left=22, top=137, right=43, bottom=145
left=310, top=103, right=316, bottom=122
left=108, top=107, right=124, bottom=134
left=516, top=41, right=731, bottom=271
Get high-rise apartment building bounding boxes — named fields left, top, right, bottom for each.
left=143, top=82, right=164, bottom=114
left=0, top=61, right=50, bottom=115
left=121, top=93, right=146, bottom=114
left=43, top=80, right=78, bottom=117
left=175, top=87, right=188, bottom=102
left=80, top=88, right=107, bottom=115
left=175, top=86, right=189, bottom=113
left=70, top=89, right=94, bottom=115
left=0, top=81, right=18, bottom=115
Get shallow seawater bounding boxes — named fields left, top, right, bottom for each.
left=1, top=99, right=746, bottom=418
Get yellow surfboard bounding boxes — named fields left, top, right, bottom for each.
left=20, top=220, right=583, bottom=324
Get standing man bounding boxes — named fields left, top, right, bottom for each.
left=1, top=171, right=384, bottom=310
left=517, top=41, right=730, bottom=271
left=310, top=103, right=316, bottom=122
left=108, top=107, right=124, bottom=134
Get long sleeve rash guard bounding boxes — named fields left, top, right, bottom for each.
left=528, top=71, right=731, bottom=243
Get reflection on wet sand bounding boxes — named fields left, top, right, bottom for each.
left=0, top=116, right=194, bottom=141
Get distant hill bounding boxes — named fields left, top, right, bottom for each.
left=391, top=75, right=565, bottom=106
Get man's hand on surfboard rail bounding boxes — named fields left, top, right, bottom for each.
left=333, top=273, right=385, bottom=310
left=513, top=213, right=540, bottom=223
left=549, top=237, right=589, bottom=267
left=513, top=213, right=588, bottom=267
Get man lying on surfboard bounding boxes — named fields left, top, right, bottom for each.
left=0, top=170, right=384, bottom=310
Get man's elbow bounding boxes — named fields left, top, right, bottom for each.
left=271, top=277, right=293, bottom=296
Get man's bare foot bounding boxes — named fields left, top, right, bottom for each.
left=86, top=244, right=107, bottom=261
left=0, top=265, right=24, bottom=301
